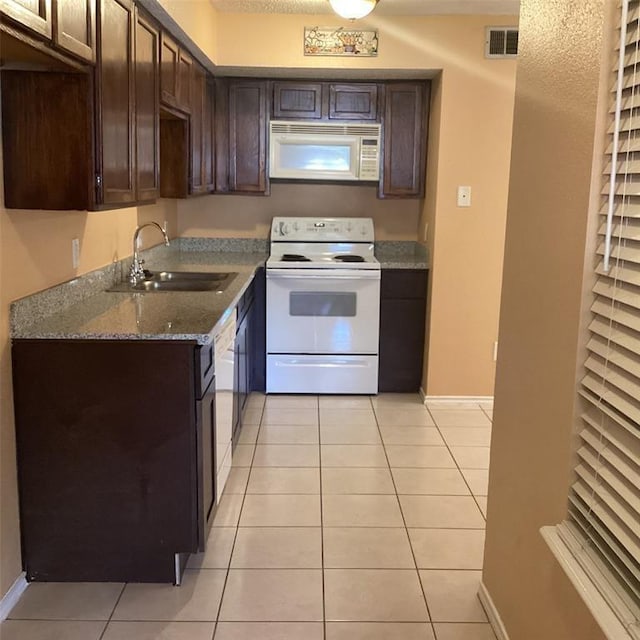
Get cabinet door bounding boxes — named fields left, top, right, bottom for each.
left=228, top=79, right=269, bottom=194
left=134, top=11, right=159, bottom=202
left=273, top=81, right=323, bottom=119
left=177, top=48, right=192, bottom=112
left=1, top=70, right=92, bottom=210
left=160, top=31, right=179, bottom=109
left=196, top=383, right=216, bottom=551
left=54, top=0, right=96, bottom=62
left=378, top=269, right=428, bottom=392
left=202, top=76, right=215, bottom=192
left=0, top=0, right=51, bottom=39
left=190, top=62, right=204, bottom=194
left=380, top=82, right=429, bottom=198
left=329, top=83, right=378, bottom=121
left=96, top=0, right=135, bottom=205
left=159, top=33, right=191, bottom=113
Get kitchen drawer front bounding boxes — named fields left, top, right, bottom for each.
left=380, top=269, right=428, bottom=299
left=195, top=343, right=215, bottom=399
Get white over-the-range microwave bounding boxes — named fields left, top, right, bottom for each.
left=268, top=120, right=381, bottom=182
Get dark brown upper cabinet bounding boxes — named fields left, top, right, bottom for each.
left=95, top=0, right=159, bottom=206
left=1, top=69, right=93, bottom=210
left=134, top=11, right=160, bottom=202
left=272, top=81, right=380, bottom=122
left=273, top=81, right=323, bottom=119
left=1, top=0, right=96, bottom=63
left=217, top=78, right=269, bottom=195
left=0, top=0, right=52, bottom=39
left=160, top=31, right=191, bottom=114
left=94, top=0, right=136, bottom=205
left=329, top=83, right=378, bottom=121
left=190, top=62, right=214, bottom=195
left=55, top=0, right=96, bottom=62
left=380, top=82, right=429, bottom=199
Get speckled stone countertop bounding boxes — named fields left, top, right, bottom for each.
left=11, top=239, right=268, bottom=346
left=11, top=237, right=427, bottom=345
left=375, top=241, right=429, bottom=269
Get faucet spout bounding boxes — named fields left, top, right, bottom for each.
left=129, top=222, right=170, bottom=284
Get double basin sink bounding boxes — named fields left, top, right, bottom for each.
left=108, top=271, right=238, bottom=293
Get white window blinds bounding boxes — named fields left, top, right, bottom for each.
left=553, top=1, right=640, bottom=637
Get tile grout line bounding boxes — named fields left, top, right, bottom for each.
left=212, top=394, right=267, bottom=634
left=316, top=395, right=328, bottom=640
left=424, top=406, right=489, bottom=523
left=370, top=396, right=436, bottom=634
left=96, top=582, right=127, bottom=640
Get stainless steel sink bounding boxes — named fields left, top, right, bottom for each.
left=108, top=271, right=238, bottom=293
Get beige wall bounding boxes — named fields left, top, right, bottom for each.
left=182, top=12, right=518, bottom=396
left=158, top=0, right=218, bottom=63
left=178, top=184, right=421, bottom=240
left=483, top=1, right=610, bottom=638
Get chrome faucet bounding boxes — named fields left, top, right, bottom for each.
left=129, top=222, right=170, bottom=284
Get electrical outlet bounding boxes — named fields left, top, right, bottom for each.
left=457, top=186, right=472, bottom=207
left=72, top=238, right=80, bottom=269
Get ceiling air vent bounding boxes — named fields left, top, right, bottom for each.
left=485, top=27, right=519, bottom=59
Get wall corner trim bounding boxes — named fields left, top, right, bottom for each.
left=478, top=581, right=511, bottom=640
left=0, top=573, right=28, bottom=621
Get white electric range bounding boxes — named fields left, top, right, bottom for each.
left=265, top=217, right=381, bottom=394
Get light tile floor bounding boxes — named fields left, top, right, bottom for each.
left=2, top=394, right=495, bottom=640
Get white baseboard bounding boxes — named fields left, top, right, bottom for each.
left=0, top=573, right=28, bottom=621
left=423, top=395, right=494, bottom=404
left=478, top=581, right=510, bottom=640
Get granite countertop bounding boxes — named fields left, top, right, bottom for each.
left=11, top=240, right=268, bottom=346
left=10, top=238, right=428, bottom=345
left=375, top=241, right=429, bottom=269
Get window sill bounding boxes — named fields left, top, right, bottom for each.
left=540, top=525, right=637, bottom=640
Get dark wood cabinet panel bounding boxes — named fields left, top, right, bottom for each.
left=273, top=81, right=323, bottom=119
left=54, top=0, right=95, bottom=62
left=0, top=0, right=51, bottom=38
left=159, top=30, right=191, bottom=113
left=228, top=79, right=269, bottom=194
left=1, top=70, right=93, bottom=210
left=378, top=269, right=428, bottom=392
left=196, top=381, right=216, bottom=551
left=159, top=114, right=189, bottom=198
left=189, top=63, right=214, bottom=195
left=95, top=0, right=135, bottom=205
left=329, top=83, right=378, bottom=120
left=380, top=82, right=429, bottom=198
left=134, top=11, right=160, bottom=202
left=12, top=340, right=200, bottom=583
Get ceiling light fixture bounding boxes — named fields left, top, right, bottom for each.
left=329, top=0, right=378, bottom=20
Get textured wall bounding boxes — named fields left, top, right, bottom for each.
left=483, top=1, right=611, bottom=638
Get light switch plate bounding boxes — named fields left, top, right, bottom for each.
left=457, top=186, right=472, bottom=207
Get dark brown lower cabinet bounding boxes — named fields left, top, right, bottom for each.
left=378, top=269, right=428, bottom=392
left=12, top=339, right=212, bottom=583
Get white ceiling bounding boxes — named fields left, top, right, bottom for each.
left=209, top=0, right=520, bottom=16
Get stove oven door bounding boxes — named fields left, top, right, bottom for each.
left=266, top=267, right=380, bottom=354
left=266, top=267, right=380, bottom=394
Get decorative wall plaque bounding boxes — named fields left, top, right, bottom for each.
left=304, top=26, right=379, bottom=57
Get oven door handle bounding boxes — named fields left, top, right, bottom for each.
left=266, top=268, right=380, bottom=280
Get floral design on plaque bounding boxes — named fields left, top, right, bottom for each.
left=304, top=27, right=379, bottom=57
